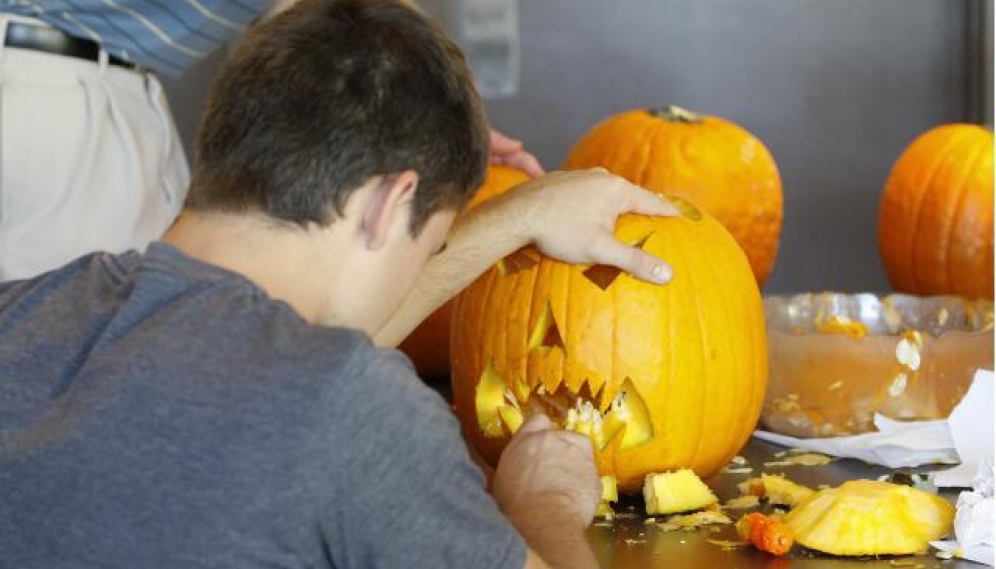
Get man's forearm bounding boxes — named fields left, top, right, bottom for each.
left=507, top=502, right=599, bottom=569
left=374, top=192, right=532, bottom=347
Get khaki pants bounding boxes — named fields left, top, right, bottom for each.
left=0, top=14, right=189, bottom=281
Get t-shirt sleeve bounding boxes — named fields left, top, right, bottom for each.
left=319, top=348, right=527, bottom=569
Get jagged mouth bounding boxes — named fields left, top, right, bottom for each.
left=475, top=360, right=654, bottom=452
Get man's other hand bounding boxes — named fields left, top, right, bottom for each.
left=492, top=414, right=601, bottom=529
left=489, top=130, right=545, bottom=178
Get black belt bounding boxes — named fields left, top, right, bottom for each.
left=3, top=21, right=137, bottom=69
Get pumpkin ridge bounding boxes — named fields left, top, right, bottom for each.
left=942, top=139, right=989, bottom=294
left=662, top=228, right=680, bottom=470
left=697, top=217, right=746, bottom=471
left=635, top=113, right=665, bottom=190
left=671, top=224, right=710, bottom=466
left=473, top=268, right=499, bottom=394
left=556, top=253, right=571, bottom=392
left=643, top=110, right=676, bottom=193
left=701, top=219, right=744, bottom=461
left=475, top=271, right=493, bottom=382
left=522, top=253, right=542, bottom=389
left=906, top=129, right=974, bottom=293
left=508, top=263, right=532, bottom=388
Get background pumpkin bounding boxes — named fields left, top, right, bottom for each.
left=400, top=166, right=531, bottom=379
left=563, top=105, right=783, bottom=287
left=877, top=124, right=994, bottom=299
left=450, top=201, right=768, bottom=493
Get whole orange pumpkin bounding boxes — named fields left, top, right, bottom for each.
left=450, top=199, right=768, bottom=493
left=878, top=124, right=994, bottom=299
left=563, top=105, right=783, bottom=287
left=400, top=166, right=531, bottom=378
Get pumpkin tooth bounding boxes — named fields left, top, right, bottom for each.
left=584, top=374, right=606, bottom=405
left=564, top=358, right=596, bottom=395
left=597, top=381, right=621, bottom=414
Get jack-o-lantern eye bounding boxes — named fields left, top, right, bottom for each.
left=582, top=265, right=622, bottom=291
left=582, top=232, right=655, bottom=291
left=497, top=247, right=540, bottom=277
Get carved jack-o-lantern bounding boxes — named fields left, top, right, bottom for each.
left=450, top=200, right=768, bottom=493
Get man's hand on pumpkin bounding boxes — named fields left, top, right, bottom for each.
left=490, top=130, right=545, bottom=178
left=511, top=169, right=678, bottom=285
left=492, top=414, right=601, bottom=529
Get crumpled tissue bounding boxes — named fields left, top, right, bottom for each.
left=931, top=461, right=993, bottom=566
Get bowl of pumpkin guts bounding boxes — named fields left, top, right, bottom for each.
left=761, top=292, right=993, bottom=438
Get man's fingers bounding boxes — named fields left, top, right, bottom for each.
left=508, top=152, right=545, bottom=178
left=622, top=185, right=680, bottom=217
left=517, top=413, right=553, bottom=435
left=590, top=233, right=672, bottom=285
left=491, top=152, right=546, bottom=178
left=489, top=130, right=524, bottom=153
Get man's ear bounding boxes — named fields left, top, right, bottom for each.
left=361, top=170, right=419, bottom=250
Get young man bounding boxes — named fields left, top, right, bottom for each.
left=0, top=1, right=675, bottom=567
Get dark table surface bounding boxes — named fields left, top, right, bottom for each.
left=585, top=437, right=974, bottom=569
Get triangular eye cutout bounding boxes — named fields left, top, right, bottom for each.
left=582, top=265, right=622, bottom=291
left=582, top=232, right=655, bottom=291
left=497, top=247, right=540, bottom=277
left=528, top=301, right=565, bottom=351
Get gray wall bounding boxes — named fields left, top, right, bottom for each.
left=163, top=0, right=980, bottom=295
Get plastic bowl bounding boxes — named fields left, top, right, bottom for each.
left=761, top=293, right=993, bottom=438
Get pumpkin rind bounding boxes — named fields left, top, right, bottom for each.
left=878, top=124, right=994, bottom=299
left=400, top=166, right=531, bottom=377
left=451, top=208, right=768, bottom=493
left=563, top=106, right=784, bottom=286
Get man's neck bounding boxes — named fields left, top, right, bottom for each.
left=163, top=210, right=336, bottom=324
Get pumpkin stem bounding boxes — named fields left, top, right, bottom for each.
left=650, top=105, right=703, bottom=123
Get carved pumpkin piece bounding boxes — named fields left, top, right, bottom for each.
left=453, top=199, right=768, bottom=492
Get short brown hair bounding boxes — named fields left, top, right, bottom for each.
left=186, top=0, right=490, bottom=235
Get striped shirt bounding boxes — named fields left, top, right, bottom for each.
left=1, top=0, right=273, bottom=76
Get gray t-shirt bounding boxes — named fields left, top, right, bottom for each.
left=0, top=243, right=526, bottom=569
